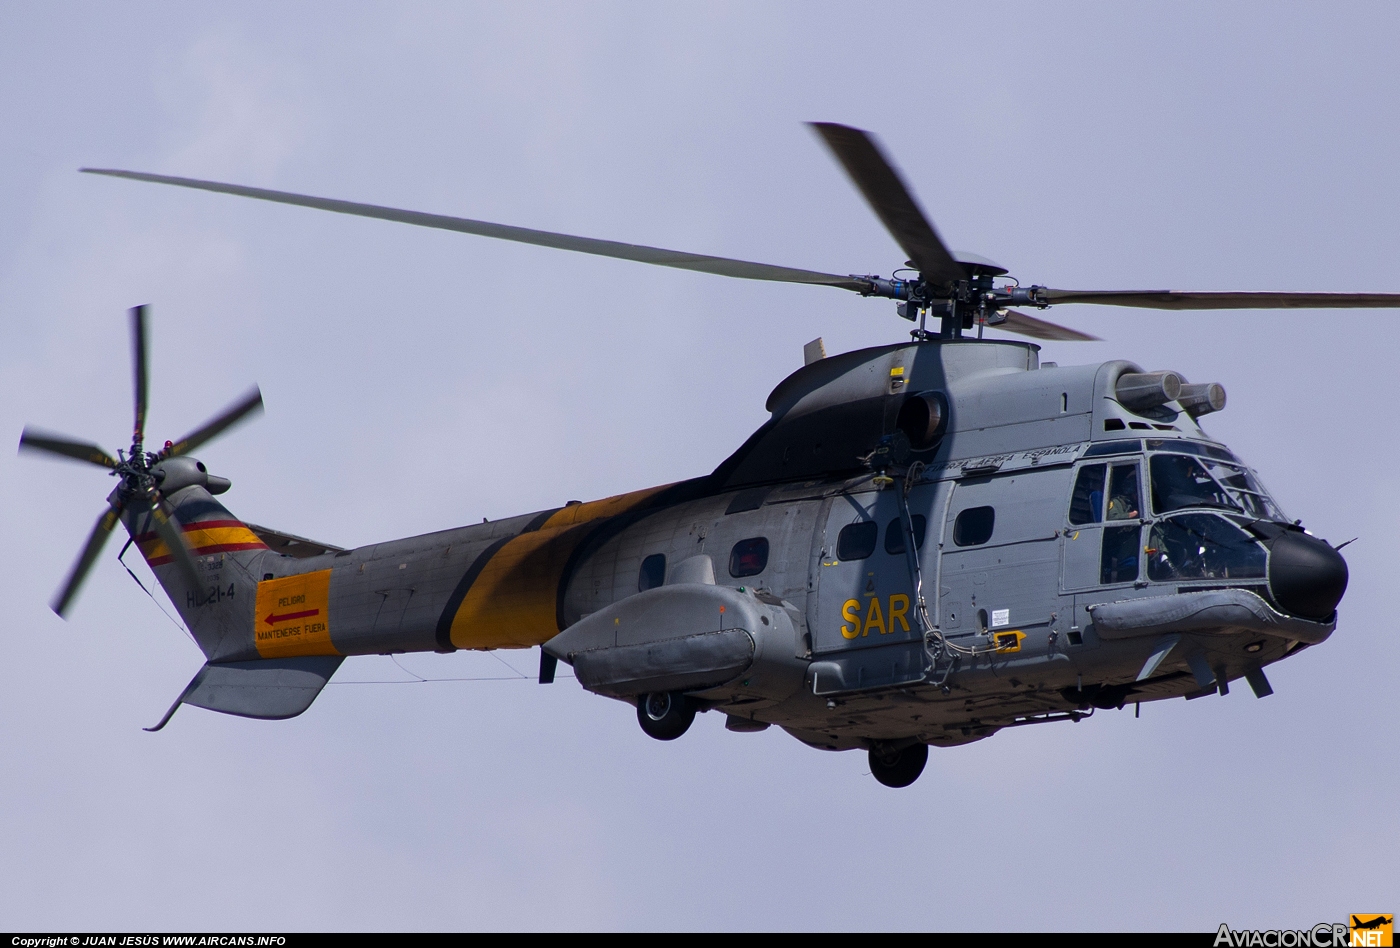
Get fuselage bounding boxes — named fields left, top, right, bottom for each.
left=132, top=338, right=1347, bottom=750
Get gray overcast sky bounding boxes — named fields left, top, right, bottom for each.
left=1, top=1, right=1395, bottom=932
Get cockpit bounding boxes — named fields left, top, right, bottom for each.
left=1146, top=442, right=1285, bottom=522
left=1065, top=435, right=1347, bottom=621
left=1070, top=438, right=1288, bottom=586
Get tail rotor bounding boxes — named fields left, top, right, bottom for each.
left=18, top=305, right=263, bottom=617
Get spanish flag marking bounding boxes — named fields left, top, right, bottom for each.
left=135, top=519, right=268, bottom=565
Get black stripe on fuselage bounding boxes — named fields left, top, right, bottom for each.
left=432, top=508, right=561, bottom=652
left=434, top=536, right=510, bottom=652
left=521, top=507, right=560, bottom=533
left=551, top=478, right=714, bottom=631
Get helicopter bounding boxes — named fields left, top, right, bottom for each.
left=19, top=123, right=1379, bottom=788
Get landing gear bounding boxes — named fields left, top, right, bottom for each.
left=637, top=691, right=696, bottom=741
left=868, top=743, right=929, bottom=787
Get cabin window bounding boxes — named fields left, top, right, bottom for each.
left=638, top=553, right=666, bottom=592
left=729, top=537, right=770, bottom=578
left=836, top=521, right=878, bottom=561
left=1100, top=525, right=1142, bottom=584
left=953, top=506, right=995, bottom=546
left=1146, top=514, right=1266, bottom=582
left=884, top=515, right=927, bottom=555
left=1069, top=464, right=1106, bottom=524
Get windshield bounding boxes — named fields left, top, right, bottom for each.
left=1150, top=454, right=1239, bottom=514
left=1149, top=452, right=1286, bottom=521
left=1208, top=461, right=1286, bottom=521
left=1146, top=513, right=1267, bottom=582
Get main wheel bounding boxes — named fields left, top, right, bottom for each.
left=637, top=691, right=696, bottom=741
left=868, top=743, right=929, bottom=788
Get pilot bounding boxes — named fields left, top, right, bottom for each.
left=1148, top=519, right=1205, bottom=580
left=1107, top=491, right=1138, bottom=520
left=1151, top=455, right=1222, bottom=513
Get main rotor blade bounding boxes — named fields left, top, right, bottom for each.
left=52, top=506, right=122, bottom=617
left=81, top=168, right=871, bottom=292
left=808, top=123, right=966, bottom=287
left=130, top=304, right=149, bottom=449
left=984, top=310, right=1101, bottom=342
left=165, top=386, right=263, bottom=457
left=144, top=495, right=204, bottom=600
left=1038, top=290, right=1400, bottom=309
left=19, top=427, right=118, bottom=469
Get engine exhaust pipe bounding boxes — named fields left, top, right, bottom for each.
left=1115, top=371, right=1183, bottom=413
left=1177, top=382, right=1227, bottom=418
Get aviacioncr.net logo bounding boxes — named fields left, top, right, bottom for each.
left=1215, top=918, right=1392, bottom=948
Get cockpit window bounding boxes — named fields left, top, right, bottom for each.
left=1146, top=439, right=1238, bottom=463
left=1146, top=514, right=1266, bottom=582
left=1070, top=463, right=1141, bottom=524
left=1150, top=454, right=1239, bottom=514
left=1106, top=463, right=1141, bottom=521
left=1069, top=465, right=1105, bottom=525
left=1149, top=452, right=1286, bottom=521
left=1083, top=439, right=1142, bottom=458
left=1208, top=462, right=1287, bottom=521
left=1101, top=525, right=1141, bottom=584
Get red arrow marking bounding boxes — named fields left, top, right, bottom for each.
left=264, top=608, right=320, bottom=626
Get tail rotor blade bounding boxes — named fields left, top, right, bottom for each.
left=19, top=427, right=119, bottom=469
left=165, top=386, right=264, bottom=457
left=52, top=506, right=123, bottom=617
left=130, top=305, right=150, bottom=450
left=145, top=495, right=204, bottom=600
left=808, top=123, right=966, bottom=286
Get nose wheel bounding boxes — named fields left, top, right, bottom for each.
left=637, top=691, right=696, bottom=740
left=868, top=743, right=928, bottom=787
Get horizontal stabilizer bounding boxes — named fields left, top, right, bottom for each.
left=146, top=655, right=344, bottom=731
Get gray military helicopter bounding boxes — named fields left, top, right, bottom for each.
left=22, top=124, right=1377, bottom=787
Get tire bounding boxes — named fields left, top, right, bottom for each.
left=868, top=743, right=929, bottom=788
left=637, top=691, right=696, bottom=741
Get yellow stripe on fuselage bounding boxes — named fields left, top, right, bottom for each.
left=447, top=484, right=674, bottom=649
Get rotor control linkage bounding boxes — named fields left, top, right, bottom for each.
left=989, top=286, right=1051, bottom=309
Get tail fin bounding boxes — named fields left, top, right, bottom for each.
left=126, top=479, right=349, bottom=728
left=125, top=480, right=270, bottom=661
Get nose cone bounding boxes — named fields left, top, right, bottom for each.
left=1268, top=531, right=1348, bottom=620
